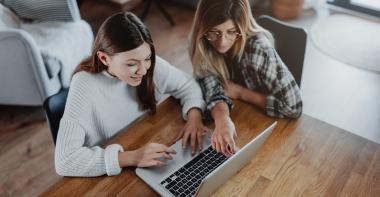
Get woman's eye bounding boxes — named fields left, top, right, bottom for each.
left=227, top=30, right=238, bottom=34
left=127, top=64, right=137, bottom=67
left=145, top=57, right=151, bottom=61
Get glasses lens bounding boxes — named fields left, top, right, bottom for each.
left=205, top=32, right=219, bottom=41
left=226, top=31, right=240, bottom=40
left=205, top=31, right=240, bottom=41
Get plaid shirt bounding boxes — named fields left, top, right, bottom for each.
left=197, top=35, right=302, bottom=118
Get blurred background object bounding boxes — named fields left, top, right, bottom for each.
left=271, top=0, right=305, bottom=20
left=327, top=0, right=380, bottom=18
left=310, top=13, right=380, bottom=72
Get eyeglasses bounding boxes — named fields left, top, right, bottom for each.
left=204, top=30, right=241, bottom=42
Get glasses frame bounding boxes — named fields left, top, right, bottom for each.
left=203, top=30, right=242, bottom=42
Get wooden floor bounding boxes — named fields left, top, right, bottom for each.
left=0, top=0, right=379, bottom=196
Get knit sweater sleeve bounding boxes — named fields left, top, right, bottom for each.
left=54, top=72, right=124, bottom=177
left=55, top=119, right=123, bottom=177
left=154, top=56, right=206, bottom=120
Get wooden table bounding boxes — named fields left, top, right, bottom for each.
left=42, top=97, right=380, bottom=196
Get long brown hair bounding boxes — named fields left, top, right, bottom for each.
left=189, top=0, right=273, bottom=84
left=74, top=12, right=156, bottom=113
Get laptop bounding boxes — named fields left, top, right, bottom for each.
left=135, top=121, right=277, bottom=197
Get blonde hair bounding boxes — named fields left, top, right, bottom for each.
left=189, top=0, right=273, bottom=84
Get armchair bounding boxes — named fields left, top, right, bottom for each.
left=0, top=1, right=93, bottom=105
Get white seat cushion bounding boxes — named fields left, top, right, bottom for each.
left=20, top=20, right=93, bottom=87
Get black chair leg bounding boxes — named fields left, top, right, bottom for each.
left=140, top=0, right=175, bottom=26
left=141, top=0, right=153, bottom=21
left=154, top=0, right=175, bottom=26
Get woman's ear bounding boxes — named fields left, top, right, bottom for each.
left=97, top=51, right=110, bottom=66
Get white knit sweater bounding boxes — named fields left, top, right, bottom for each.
left=55, top=56, right=205, bottom=177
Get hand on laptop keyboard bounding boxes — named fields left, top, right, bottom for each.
left=211, top=116, right=237, bottom=157
left=171, top=109, right=212, bottom=156
left=119, top=143, right=176, bottom=167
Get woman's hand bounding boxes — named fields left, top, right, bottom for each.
left=225, top=81, right=243, bottom=100
left=212, top=116, right=237, bottom=156
left=171, top=108, right=211, bottom=155
left=118, top=143, right=176, bottom=167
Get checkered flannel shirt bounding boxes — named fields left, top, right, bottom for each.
left=197, top=35, right=303, bottom=118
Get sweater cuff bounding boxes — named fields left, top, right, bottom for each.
left=104, top=144, right=124, bottom=176
left=266, top=95, right=277, bottom=117
left=182, top=99, right=205, bottom=120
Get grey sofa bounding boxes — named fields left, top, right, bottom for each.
left=0, top=0, right=93, bottom=106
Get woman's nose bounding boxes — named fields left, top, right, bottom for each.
left=137, top=64, right=147, bottom=75
left=215, top=36, right=228, bottom=47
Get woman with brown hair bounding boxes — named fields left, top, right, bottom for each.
left=189, top=0, right=302, bottom=156
left=55, top=12, right=208, bottom=177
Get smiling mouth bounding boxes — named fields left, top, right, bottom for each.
left=131, top=76, right=142, bottom=81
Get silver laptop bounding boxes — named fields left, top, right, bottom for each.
left=136, top=121, right=277, bottom=197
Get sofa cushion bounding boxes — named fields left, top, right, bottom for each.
left=20, top=20, right=93, bottom=87
left=41, top=51, right=62, bottom=79
left=1, top=0, right=80, bottom=22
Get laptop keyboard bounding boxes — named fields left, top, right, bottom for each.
left=160, top=146, right=229, bottom=197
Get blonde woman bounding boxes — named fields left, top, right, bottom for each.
left=189, top=0, right=302, bottom=156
